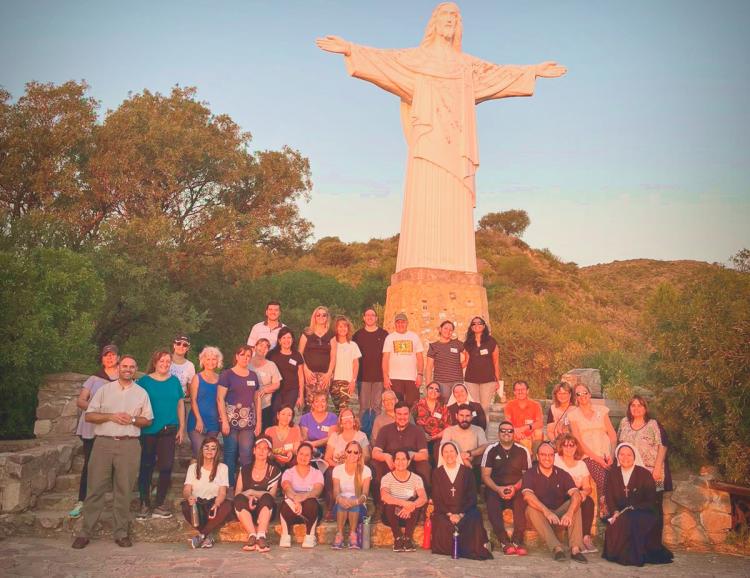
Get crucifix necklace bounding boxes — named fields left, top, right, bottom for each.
left=624, top=486, right=630, bottom=498
left=450, top=486, right=456, bottom=497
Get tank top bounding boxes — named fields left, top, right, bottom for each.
left=187, top=373, right=220, bottom=433
left=303, top=330, right=335, bottom=372
left=240, top=462, right=282, bottom=493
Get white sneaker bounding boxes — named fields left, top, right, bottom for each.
left=302, top=534, right=316, bottom=548
left=279, top=533, right=292, bottom=548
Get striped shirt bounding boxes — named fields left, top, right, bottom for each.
left=380, top=471, right=424, bottom=501
left=427, top=339, right=464, bottom=382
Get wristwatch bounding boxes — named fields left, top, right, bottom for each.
left=131, top=416, right=136, bottom=425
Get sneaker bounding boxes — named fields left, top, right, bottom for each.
left=402, top=538, right=416, bottom=552
left=69, top=501, right=84, bottom=519
left=582, top=536, right=598, bottom=553
left=201, top=536, right=215, bottom=549
left=571, top=551, right=588, bottom=564
left=553, top=549, right=566, bottom=562
left=190, top=535, right=204, bottom=549
left=302, top=534, right=316, bottom=548
left=502, top=543, right=517, bottom=555
left=136, top=504, right=151, bottom=519
left=151, top=505, right=173, bottom=519
left=256, top=536, right=270, bottom=553
left=392, top=536, right=404, bottom=552
left=242, top=535, right=258, bottom=552
left=279, top=533, right=292, bottom=548
left=332, top=533, right=344, bottom=550
left=348, top=532, right=360, bottom=550
left=513, top=543, right=528, bottom=556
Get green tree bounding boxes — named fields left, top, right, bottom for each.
left=645, top=271, right=750, bottom=484
left=478, top=209, right=530, bottom=237
left=0, top=248, right=104, bottom=438
left=731, top=248, right=750, bottom=273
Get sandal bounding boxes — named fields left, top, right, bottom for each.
left=331, top=532, right=344, bottom=550
left=348, top=531, right=360, bottom=549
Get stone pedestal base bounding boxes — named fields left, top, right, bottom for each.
left=383, top=267, right=489, bottom=344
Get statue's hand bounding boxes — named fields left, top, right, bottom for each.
left=535, top=61, right=567, bottom=78
left=316, top=35, right=351, bottom=56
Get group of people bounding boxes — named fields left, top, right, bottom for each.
left=68, top=302, right=673, bottom=567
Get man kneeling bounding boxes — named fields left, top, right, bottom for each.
left=521, top=442, right=587, bottom=563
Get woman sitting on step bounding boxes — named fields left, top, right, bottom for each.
left=380, top=449, right=428, bottom=552
left=330, top=440, right=371, bottom=549
left=234, top=437, right=281, bottom=553
left=279, top=442, right=324, bottom=548
left=181, top=437, right=233, bottom=549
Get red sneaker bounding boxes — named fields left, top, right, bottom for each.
left=513, top=543, right=528, bottom=556
left=502, top=544, right=517, bottom=555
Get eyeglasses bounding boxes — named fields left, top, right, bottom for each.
left=174, top=341, right=189, bottom=347
left=576, top=391, right=590, bottom=397
left=346, top=450, right=361, bottom=455
left=499, top=428, right=514, bottom=434
left=562, top=442, right=577, bottom=448
left=341, top=416, right=354, bottom=421
left=203, top=446, right=218, bottom=452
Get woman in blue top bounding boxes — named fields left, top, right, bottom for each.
left=187, top=346, right=223, bottom=459
left=137, top=348, right=185, bottom=519
left=218, top=345, right=262, bottom=486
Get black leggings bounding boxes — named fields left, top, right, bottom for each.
left=280, top=498, right=321, bottom=534
left=383, top=503, right=422, bottom=540
left=138, top=432, right=176, bottom=507
left=77, top=437, right=96, bottom=502
left=234, top=492, right=277, bottom=522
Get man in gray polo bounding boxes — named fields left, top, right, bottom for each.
left=72, top=355, right=153, bottom=549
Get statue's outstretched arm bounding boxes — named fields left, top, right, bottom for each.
left=316, top=35, right=352, bottom=57
left=535, top=61, right=567, bottom=78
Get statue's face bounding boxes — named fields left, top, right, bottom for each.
left=436, top=5, right=458, bottom=40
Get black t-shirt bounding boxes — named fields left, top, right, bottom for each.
left=463, top=335, right=498, bottom=383
left=353, top=327, right=388, bottom=382
left=374, top=422, right=427, bottom=454
left=268, top=350, right=304, bottom=392
left=302, top=330, right=335, bottom=373
left=481, top=442, right=531, bottom=486
left=521, top=465, right=577, bottom=510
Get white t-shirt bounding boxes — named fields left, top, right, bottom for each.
left=383, top=331, right=424, bottom=380
left=170, top=359, right=196, bottom=396
left=250, top=358, right=282, bottom=409
left=332, top=464, right=372, bottom=498
left=554, top=455, right=590, bottom=489
left=333, top=340, right=362, bottom=382
left=326, top=430, right=370, bottom=463
left=247, top=321, right=285, bottom=349
left=282, top=466, right=324, bottom=493
left=184, top=462, right=229, bottom=499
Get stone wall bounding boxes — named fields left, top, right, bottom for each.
left=34, top=373, right=88, bottom=437
left=663, top=470, right=733, bottom=549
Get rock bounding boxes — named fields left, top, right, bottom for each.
left=671, top=511, right=697, bottom=533
left=707, top=490, right=732, bottom=514
left=662, top=493, right=679, bottom=514
left=700, top=510, right=731, bottom=536
left=561, top=368, right=602, bottom=398
left=0, top=480, right=31, bottom=512
left=33, top=420, right=52, bottom=436
left=671, top=482, right=709, bottom=512
left=686, top=525, right=709, bottom=547
left=61, top=399, right=79, bottom=418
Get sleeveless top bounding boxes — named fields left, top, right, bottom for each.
left=187, top=373, right=220, bottom=433
left=303, top=329, right=335, bottom=372
left=240, top=462, right=282, bottom=493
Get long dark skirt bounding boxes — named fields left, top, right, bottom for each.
left=603, top=509, right=673, bottom=566
left=431, top=507, right=493, bottom=560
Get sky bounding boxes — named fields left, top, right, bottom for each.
left=1, top=0, right=748, bottom=266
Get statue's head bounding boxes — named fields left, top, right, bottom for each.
left=421, top=2, right=463, bottom=51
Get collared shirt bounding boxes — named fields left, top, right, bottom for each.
left=481, top=442, right=531, bottom=486
left=86, top=380, right=154, bottom=437
left=521, top=464, right=577, bottom=510
left=374, top=422, right=427, bottom=455
left=247, top=320, right=285, bottom=349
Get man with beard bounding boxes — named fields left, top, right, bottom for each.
left=439, top=404, right=488, bottom=473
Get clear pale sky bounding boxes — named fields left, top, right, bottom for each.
left=1, top=0, right=748, bottom=266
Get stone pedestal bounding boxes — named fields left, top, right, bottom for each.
left=383, top=267, right=489, bottom=344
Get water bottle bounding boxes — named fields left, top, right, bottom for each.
left=421, top=512, right=432, bottom=549
left=451, top=526, right=459, bottom=559
left=356, top=518, right=364, bottom=547
left=191, top=501, right=200, bottom=528
left=362, top=516, right=371, bottom=549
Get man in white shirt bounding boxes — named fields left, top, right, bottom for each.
left=247, top=301, right=285, bottom=349
left=382, top=313, right=423, bottom=410
left=72, top=355, right=153, bottom=549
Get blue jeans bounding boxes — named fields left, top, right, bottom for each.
left=188, top=429, right=220, bottom=460
left=223, top=428, right=254, bottom=486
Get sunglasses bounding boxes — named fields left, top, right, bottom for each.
left=576, top=391, right=590, bottom=397
left=562, top=442, right=577, bottom=447
left=499, top=428, right=514, bottom=434
left=316, top=313, right=328, bottom=317
left=174, top=341, right=190, bottom=347
left=346, top=450, right=361, bottom=455
left=203, top=446, right=218, bottom=451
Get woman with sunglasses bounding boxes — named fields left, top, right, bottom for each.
left=234, top=437, right=281, bottom=553
left=279, top=442, right=324, bottom=548
left=323, top=408, right=370, bottom=520
left=463, top=316, right=503, bottom=419
left=554, top=434, right=597, bottom=553
left=568, top=384, right=617, bottom=517
left=182, top=437, right=232, bottom=549
left=413, top=381, right=451, bottom=465
left=380, top=449, right=427, bottom=552
left=299, top=306, right=337, bottom=411
left=331, top=440, right=371, bottom=549
left=546, top=382, right=574, bottom=443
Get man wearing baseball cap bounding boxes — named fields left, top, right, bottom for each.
left=381, top=313, right=424, bottom=410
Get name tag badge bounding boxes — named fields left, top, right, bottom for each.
left=480, top=349, right=489, bottom=355
left=283, top=443, right=293, bottom=450
left=321, top=425, right=330, bottom=432
left=289, top=358, right=298, bottom=366
left=433, top=412, right=442, bottom=419
left=247, top=380, right=256, bottom=387
left=450, top=347, right=458, bottom=353
left=472, top=411, right=477, bottom=417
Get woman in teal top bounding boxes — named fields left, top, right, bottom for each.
left=137, top=349, right=185, bottom=519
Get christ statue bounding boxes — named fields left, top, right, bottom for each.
left=317, top=2, right=566, bottom=274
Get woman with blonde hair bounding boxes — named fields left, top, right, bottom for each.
left=330, top=315, right=361, bottom=413
left=546, top=382, right=574, bottom=443
left=187, top=346, right=223, bottom=458
left=299, top=306, right=337, bottom=410
left=331, top=440, right=371, bottom=549
left=555, top=433, right=597, bottom=553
